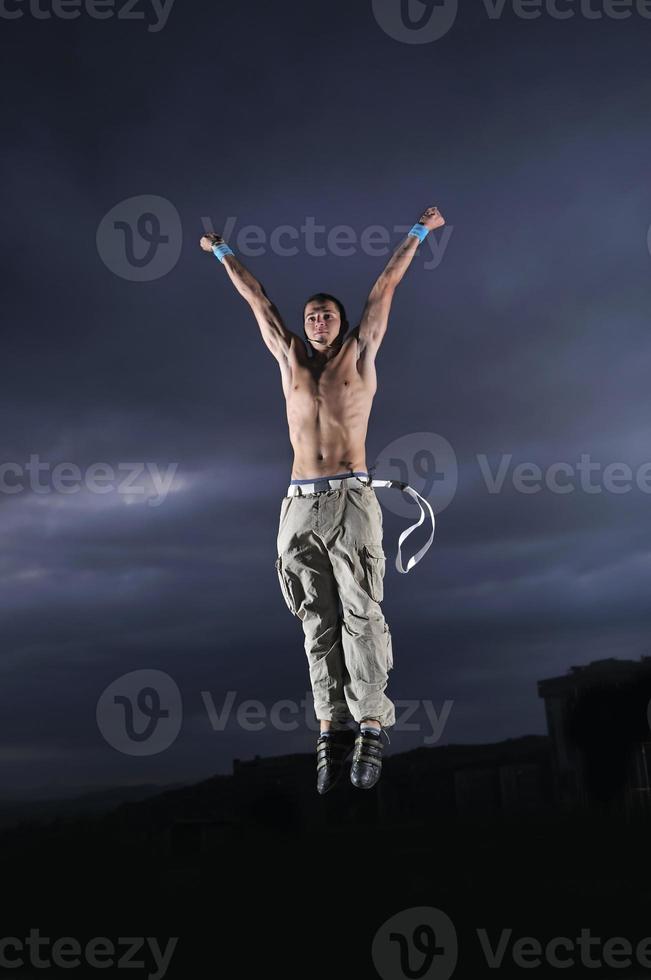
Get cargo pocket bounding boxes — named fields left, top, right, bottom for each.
left=275, top=555, right=297, bottom=616
left=361, top=543, right=386, bottom=603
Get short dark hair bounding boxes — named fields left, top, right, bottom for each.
left=302, top=293, right=349, bottom=346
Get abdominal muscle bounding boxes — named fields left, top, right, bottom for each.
left=281, top=336, right=376, bottom=480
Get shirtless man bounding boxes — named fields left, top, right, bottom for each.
left=200, top=205, right=445, bottom=793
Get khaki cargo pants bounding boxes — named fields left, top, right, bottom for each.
left=275, top=477, right=395, bottom=731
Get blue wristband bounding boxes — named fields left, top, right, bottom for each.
left=212, top=243, right=234, bottom=263
left=408, top=223, right=429, bottom=243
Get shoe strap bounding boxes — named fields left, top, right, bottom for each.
left=360, top=727, right=391, bottom=745
left=354, top=751, right=383, bottom=768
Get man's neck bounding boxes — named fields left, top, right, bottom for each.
left=310, top=341, right=341, bottom=364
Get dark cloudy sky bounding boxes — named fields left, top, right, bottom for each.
left=1, top=0, right=651, bottom=798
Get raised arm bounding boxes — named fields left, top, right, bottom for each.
left=200, top=232, right=295, bottom=362
left=356, top=205, right=446, bottom=356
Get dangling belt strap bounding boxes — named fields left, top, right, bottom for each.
left=365, top=478, right=435, bottom=574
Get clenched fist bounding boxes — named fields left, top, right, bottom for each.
left=199, top=233, right=225, bottom=252
left=417, top=206, right=446, bottom=231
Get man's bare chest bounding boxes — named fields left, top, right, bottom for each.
left=296, top=344, right=368, bottom=391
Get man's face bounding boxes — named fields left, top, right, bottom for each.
left=304, top=300, right=341, bottom=347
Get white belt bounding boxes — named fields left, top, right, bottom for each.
left=286, top=474, right=435, bottom=575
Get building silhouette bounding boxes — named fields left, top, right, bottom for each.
left=538, top=655, right=651, bottom=817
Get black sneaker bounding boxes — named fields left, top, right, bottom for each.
left=316, top=729, right=356, bottom=795
left=350, top=727, right=390, bottom=789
